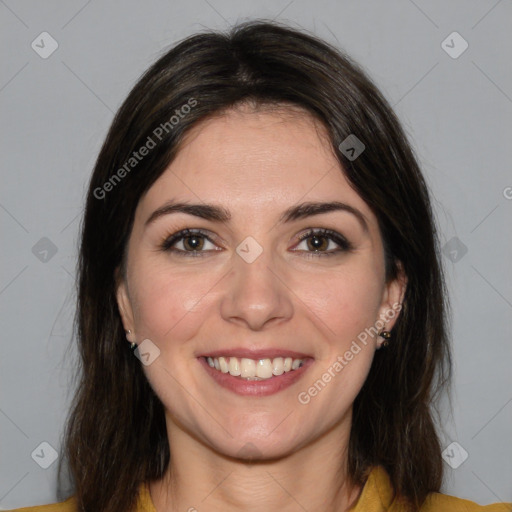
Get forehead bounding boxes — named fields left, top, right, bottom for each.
left=137, top=105, right=375, bottom=225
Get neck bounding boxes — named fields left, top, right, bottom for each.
left=149, top=413, right=363, bottom=512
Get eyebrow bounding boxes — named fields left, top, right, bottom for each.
left=145, top=200, right=369, bottom=233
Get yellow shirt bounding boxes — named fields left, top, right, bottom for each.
left=5, top=466, right=511, bottom=511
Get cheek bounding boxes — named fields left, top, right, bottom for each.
left=295, top=264, right=384, bottom=344
left=129, top=261, right=219, bottom=343
left=295, top=269, right=381, bottom=420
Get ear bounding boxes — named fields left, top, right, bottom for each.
left=377, top=261, right=407, bottom=335
left=115, top=266, right=136, bottom=343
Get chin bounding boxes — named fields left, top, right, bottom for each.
left=199, top=418, right=309, bottom=462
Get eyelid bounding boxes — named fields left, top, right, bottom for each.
left=159, top=228, right=221, bottom=253
left=293, top=228, right=353, bottom=254
left=159, top=226, right=352, bottom=257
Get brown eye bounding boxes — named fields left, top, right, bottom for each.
left=160, top=229, right=219, bottom=257
left=294, top=229, right=352, bottom=257
left=306, top=234, right=330, bottom=252
left=182, top=234, right=205, bottom=251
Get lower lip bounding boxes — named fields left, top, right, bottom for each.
left=198, top=357, right=314, bottom=396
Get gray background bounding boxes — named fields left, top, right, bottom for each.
left=1, top=0, right=511, bottom=508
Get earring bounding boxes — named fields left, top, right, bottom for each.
left=379, top=330, right=392, bottom=348
left=125, top=329, right=136, bottom=350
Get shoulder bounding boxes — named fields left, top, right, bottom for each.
left=3, top=483, right=154, bottom=512
left=3, top=496, right=77, bottom=512
left=365, top=465, right=511, bottom=512
left=420, top=492, right=512, bottom=511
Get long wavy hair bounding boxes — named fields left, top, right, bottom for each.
left=58, top=19, right=452, bottom=512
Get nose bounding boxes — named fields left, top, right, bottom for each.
left=219, top=247, right=294, bottom=331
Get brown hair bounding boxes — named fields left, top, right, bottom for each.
left=58, top=19, right=452, bottom=511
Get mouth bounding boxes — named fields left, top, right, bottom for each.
left=197, top=350, right=314, bottom=396
left=203, top=355, right=305, bottom=380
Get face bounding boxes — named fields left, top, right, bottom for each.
left=116, top=105, right=406, bottom=460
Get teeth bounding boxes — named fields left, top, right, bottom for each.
left=206, top=355, right=305, bottom=380
left=273, top=357, right=284, bottom=376
left=256, top=359, right=273, bottom=379
left=228, top=356, right=241, bottom=376
left=291, top=359, right=302, bottom=370
left=218, top=356, right=229, bottom=373
left=240, top=358, right=256, bottom=378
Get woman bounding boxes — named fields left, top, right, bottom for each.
left=9, top=20, right=510, bottom=512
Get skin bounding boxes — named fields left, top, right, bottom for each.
left=116, top=104, right=407, bottom=512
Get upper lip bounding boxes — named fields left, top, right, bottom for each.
left=198, top=348, right=312, bottom=360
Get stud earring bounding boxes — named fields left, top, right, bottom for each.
left=379, top=330, right=392, bottom=348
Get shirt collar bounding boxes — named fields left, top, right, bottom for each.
left=348, top=465, right=398, bottom=511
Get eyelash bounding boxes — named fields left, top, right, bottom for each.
left=159, top=228, right=353, bottom=258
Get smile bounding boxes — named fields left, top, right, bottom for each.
left=204, top=355, right=304, bottom=380
left=198, top=351, right=314, bottom=397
